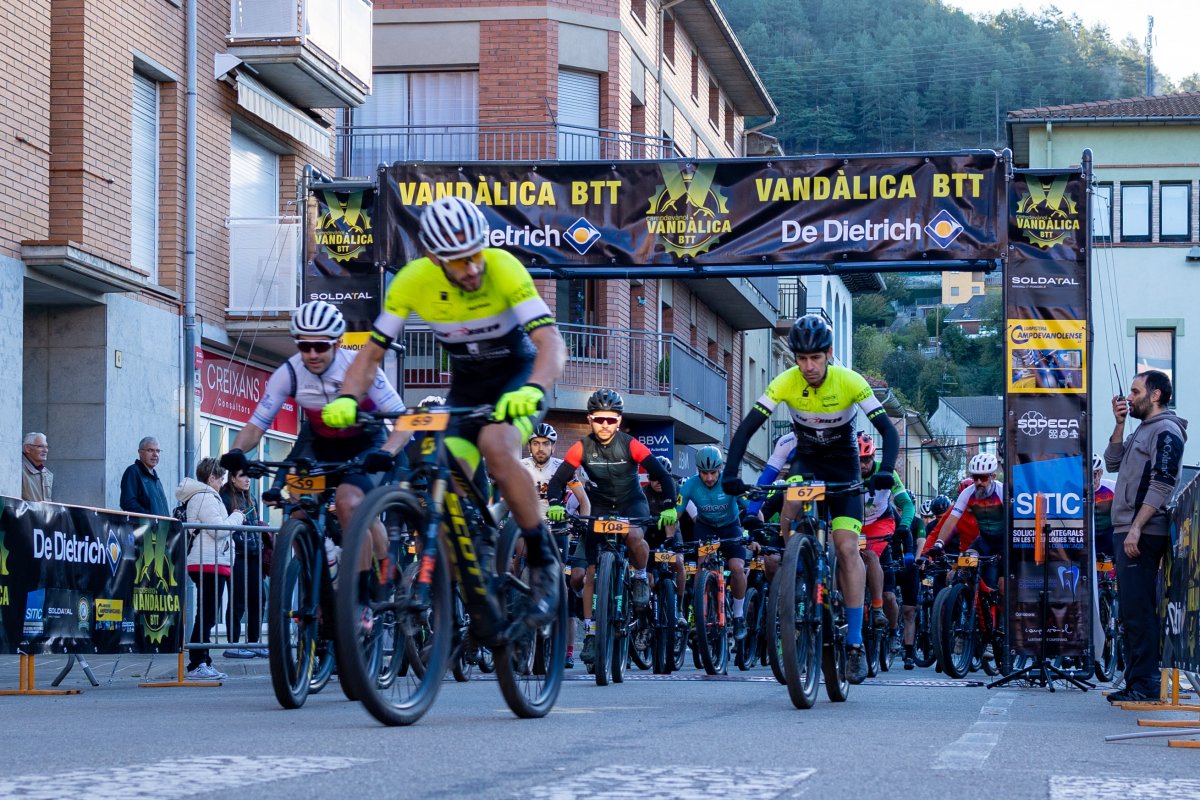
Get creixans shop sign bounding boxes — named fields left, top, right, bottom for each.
left=197, top=349, right=298, bottom=435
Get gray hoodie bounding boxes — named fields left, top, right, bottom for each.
left=1104, top=409, right=1188, bottom=537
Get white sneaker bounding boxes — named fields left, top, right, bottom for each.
left=187, top=664, right=226, bottom=681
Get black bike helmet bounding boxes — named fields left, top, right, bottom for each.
left=587, top=389, right=625, bottom=414
left=930, top=494, right=952, bottom=516
left=787, top=314, right=834, bottom=354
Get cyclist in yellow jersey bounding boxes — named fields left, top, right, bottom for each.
left=722, top=314, right=900, bottom=684
left=322, top=196, right=567, bottom=625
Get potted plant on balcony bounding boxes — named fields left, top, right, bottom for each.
left=657, top=355, right=671, bottom=389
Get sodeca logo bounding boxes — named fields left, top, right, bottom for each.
left=33, top=529, right=109, bottom=565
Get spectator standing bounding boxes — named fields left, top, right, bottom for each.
left=120, top=437, right=170, bottom=516
left=178, top=457, right=240, bottom=681
left=21, top=432, right=53, bottom=502
left=220, top=469, right=267, bottom=658
left=1105, top=370, right=1188, bottom=703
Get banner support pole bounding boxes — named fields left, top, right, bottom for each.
left=0, top=654, right=81, bottom=696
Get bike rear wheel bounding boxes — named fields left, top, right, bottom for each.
left=652, top=579, right=676, bottom=675
left=913, top=592, right=937, bottom=668
left=940, top=583, right=976, bottom=679
left=336, top=486, right=451, bottom=726
left=694, top=570, right=728, bottom=675
left=736, top=586, right=760, bottom=671
left=268, top=520, right=318, bottom=709
left=780, top=535, right=822, bottom=709
left=308, top=640, right=335, bottom=694
left=1095, top=587, right=1120, bottom=683
left=765, top=570, right=785, bottom=684
left=494, top=523, right=567, bottom=718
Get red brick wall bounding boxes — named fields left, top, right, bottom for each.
left=0, top=0, right=51, bottom=260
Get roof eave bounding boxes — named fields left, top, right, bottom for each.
left=672, top=0, right=777, bottom=119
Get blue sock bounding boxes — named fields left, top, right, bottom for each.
left=846, top=606, right=864, bottom=646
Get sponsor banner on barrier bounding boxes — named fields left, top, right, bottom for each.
left=1004, top=168, right=1091, bottom=659
left=0, top=499, right=184, bottom=655
left=304, top=185, right=382, bottom=343
left=1161, top=469, right=1200, bottom=673
left=378, top=154, right=1006, bottom=267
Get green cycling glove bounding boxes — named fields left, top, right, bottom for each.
left=322, top=395, right=358, bottom=429
left=493, top=383, right=544, bottom=421
left=658, top=507, right=679, bottom=528
left=547, top=504, right=567, bottom=522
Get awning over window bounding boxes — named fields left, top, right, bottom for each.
left=236, top=74, right=330, bottom=153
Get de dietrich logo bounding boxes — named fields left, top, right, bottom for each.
left=316, top=190, right=373, bottom=263
left=1014, top=177, right=1080, bottom=249
left=133, top=522, right=181, bottom=645
left=646, top=163, right=731, bottom=258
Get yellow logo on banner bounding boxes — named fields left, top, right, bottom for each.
left=646, top=163, right=731, bottom=258
left=95, top=598, right=123, bottom=622
left=1015, top=177, right=1080, bottom=249
left=133, top=521, right=181, bottom=645
left=0, top=527, right=9, bottom=577
left=316, top=191, right=373, bottom=263
left=1007, top=318, right=1086, bottom=394
left=340, top=331, right=372, bottom=352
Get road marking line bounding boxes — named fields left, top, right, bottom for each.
left=0, top=756, right=368, bottom=800
left=933, top=692, right=1016, bottom=770
left=1050, top=777, right=1200, bottom=799
left=525, top=765, right=815, bottom=799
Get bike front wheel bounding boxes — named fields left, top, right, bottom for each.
left=765, top=570, right=786, bottom=684
left=1095, top=587, right=1120, bottom=683
left=493, top=523, right=567, bottom=718
left=694, top=570, right=728, bottom=675
left=268, top=519, right=318, bottom=709
left=336, top=485, right=451, bottom=726
left=652, top=578, right=676, bottom=675
left=780, top=535, right=822, bottom=709
left=939, top=583, right=976, bottom=679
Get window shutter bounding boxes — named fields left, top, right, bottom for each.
left=557, top=69, right=600, bottom=159
left=131, top=73, right=159, bottom=275
left=230, top=130, right=279, bottom=217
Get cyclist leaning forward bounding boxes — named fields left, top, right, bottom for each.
left=720, top=314, right=900, bottom=684
left=544, top=389, right=678, bottom=668
left=930, top=452, right=1006, bottom=594
left=322, top=195, right=567, bottom=626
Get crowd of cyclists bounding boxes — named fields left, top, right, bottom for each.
left=208, top=194, right=1119, bottom=717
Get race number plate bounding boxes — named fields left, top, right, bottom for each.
left=406, top=543, right=417, bottom=555
left=593, top=519, right=631, bottom=536
left=749, top=557, right=765, bottom=571
left=786, top=483, right=826, bottom=502
left=957, top=555, right=979, bottom=568
left=698, top=542, right=720, bottom=558
left=654, top=551, right=675, bottom=563
left=1096, top=560, right=1114, bottom=572
left=394, top=412, right=450, bottom=431
left=285, top=474, right=326, bottom=495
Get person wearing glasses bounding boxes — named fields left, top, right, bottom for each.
left=928, top=452, right=1006, bottom=593
left=322, top=196, right=568, bottom=627
left=544, top=389, right=678, bottom=668
left=120, top=436, right=170, bottom=516
left=21, top=432, right=53, bottom=502
left=219, top=300, right=410, bottom=540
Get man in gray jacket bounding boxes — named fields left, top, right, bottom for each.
left=1104, top=370, right=1187, bottom=702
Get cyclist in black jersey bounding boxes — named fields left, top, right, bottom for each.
left=644, top=455, right=686, bottom=624
left=545, top=390, right=677, bottom=666
left=720, top=314, right=900, bottom=685
left=322, top=196, right=567, bottom=626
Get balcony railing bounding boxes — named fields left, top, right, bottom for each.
left=336, top=123, right=677, bottom=174
left=228, top=0, right=373, bottom=92
left=226, top=216, right=301, bottom=313
left=778, top=279, right=808, bottom=320
left=400, top=322, right=727, bottom=423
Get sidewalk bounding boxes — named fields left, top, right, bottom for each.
left=0, top=651, right=273, bottom=690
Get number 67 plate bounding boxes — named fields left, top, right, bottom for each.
left=786, top=483, right=826, bottom=502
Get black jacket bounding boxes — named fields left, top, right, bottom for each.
left=120, top=460, right=170, bottom=516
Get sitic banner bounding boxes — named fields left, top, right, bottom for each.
left=305, top=186, right=382, bottom=348
left=0, top=498, right=185, bottom=655
left=378, top=153, right=1005, bottom=268
left=1161, top=469, right=1200, bottom=673
left=1004, top=169, right=1092, bottom=659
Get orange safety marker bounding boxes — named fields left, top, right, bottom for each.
left=1168, top=739, right=1200, bottom=748
left=0, top=654, right=81, bottom=696
left=1034, top=493, right=1045, bottom=566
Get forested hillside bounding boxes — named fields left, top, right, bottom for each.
left=720, top=0, right=1199, bottom=154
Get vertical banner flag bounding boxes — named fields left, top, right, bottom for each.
left=1004, top=167, right=1092, bottom=658
left=0, top=499, right=185, bottom=655
left=305, top=185, right=382, bottom=350
left=1160, top=468, right=1200, bottom=673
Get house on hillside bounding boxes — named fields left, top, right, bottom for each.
left=1008, top=91, right=1200, bottom=463
left=943, top=294, right=993, bottom=336
left=929, top=395, right=1003, bottom=477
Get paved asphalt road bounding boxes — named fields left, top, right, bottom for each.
left=2, top=653, right=1200, bottom=799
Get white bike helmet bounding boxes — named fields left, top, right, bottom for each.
left=1092, top=453, right=1104, bottom=473
left=291, top=300, right=346, bottom=339
left=968, top=452, right=999, bottom=475
left=418, top=196, right=489, bottom=260
left=418, top=395, right=446, bottom=407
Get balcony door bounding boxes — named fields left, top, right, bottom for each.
left=558, top=69, right=600, bottom=160
left=228, top=130, right=296, bottom=312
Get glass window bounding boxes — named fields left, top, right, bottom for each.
left=1120, top=184, right=1151, bottom=241
left=950, top=286, right=960, bottom=297
left=1091, top=183, right=1112, bottom=241
left=1161, top=183, right=1192, bottom=241
left=1135, top=329, right=1175, bottom=398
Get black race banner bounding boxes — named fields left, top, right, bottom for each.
left=378, top=153, right=1005, bottom=268
left=0, top=498, right=184, bottom=655
left=1004, top=168, right=1092, bottom=658
left=305, top=185, right=382, bottom=348
left=1161, top=468, right=1200, bottom=673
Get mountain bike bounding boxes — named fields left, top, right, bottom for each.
left=572, top=514, right=654, bottom=686
left=937, top=552, right=1004, bottom=679
left=241, top=457, right=367, bottom=710
left=335, top=406, right=567, bottom=725
left=1094, top=553, right=1123, bottom=682
left=627, top=540, right=685, bottom=674
left=686, top=535, right=749, bottom=675
left=859, top=530, right=894, bottom=678
left=913, top=555, right=951, bottom=668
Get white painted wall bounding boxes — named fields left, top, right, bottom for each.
left=0, top=257, right=23, bottom=497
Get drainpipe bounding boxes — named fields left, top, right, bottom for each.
left=1044, top=120, right=1052, bottom=168
left=182, top=0, right=198, bottom=475
left=657, top=0, right=687, bottom=139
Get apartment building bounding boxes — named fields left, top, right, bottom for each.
left=4, top=0, right=364, bottom=504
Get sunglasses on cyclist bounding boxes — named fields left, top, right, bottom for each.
left=589, top=416, right=620, bottom=426
left=971, top=473, right=992, bottom=482
left=295, top=340, right=336, bottom=354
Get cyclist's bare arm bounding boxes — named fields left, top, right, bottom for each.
left=569, top=482, right=591, bottom=516
left=338, top=338, right=388, bottom=400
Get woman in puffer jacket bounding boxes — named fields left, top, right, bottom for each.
left=177, top=457, right=243, bottom=680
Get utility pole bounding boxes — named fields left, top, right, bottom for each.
left=1145, top=16, right=1155, bottom=95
